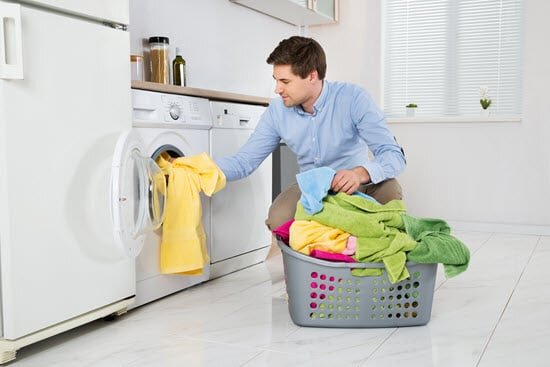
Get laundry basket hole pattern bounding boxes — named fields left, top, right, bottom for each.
left=306, top=273, right=428, bottom=321
left=280, top=242, right=436, bottom=327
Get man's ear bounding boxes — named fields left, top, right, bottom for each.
left=309, top=70, right=318, bottom=82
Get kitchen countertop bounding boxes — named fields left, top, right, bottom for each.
left=131, top=81, right=271, bottom=106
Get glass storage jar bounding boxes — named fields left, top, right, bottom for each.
left=130, top=55, right=144, bottom=81
left=148, top=36, right=170, bottom=84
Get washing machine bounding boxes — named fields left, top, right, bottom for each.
left=130, top=89, right=213, bottom=308
left=209, top=101, right=272, bottom=278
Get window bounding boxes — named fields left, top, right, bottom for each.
left=383, top=0, right=523, bottom=117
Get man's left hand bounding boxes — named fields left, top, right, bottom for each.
left=331, top=167, right=371, bottom=195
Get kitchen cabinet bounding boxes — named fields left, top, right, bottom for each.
left=230, top=0, right=338, bottom=26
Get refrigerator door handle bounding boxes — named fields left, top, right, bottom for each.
left=0, top=2, right=24, bottom=80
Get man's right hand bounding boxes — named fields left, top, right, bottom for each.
left=331, top=167, right=370, bottom=195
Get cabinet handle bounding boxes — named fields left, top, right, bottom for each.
left=0, top=2, right=24, bottom=80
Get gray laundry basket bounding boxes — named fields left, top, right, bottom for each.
left=278, top=241, right=437, bottom=328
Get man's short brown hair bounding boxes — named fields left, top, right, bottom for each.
left=266, top=36, right=326, bottom=80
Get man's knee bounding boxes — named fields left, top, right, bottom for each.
left=364, top=178, right=403, bottom=204
left=265, top=183, right=301, bottom=230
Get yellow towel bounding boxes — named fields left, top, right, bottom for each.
left=157, top=152, right=226, bottom=275
left=289, top=220, right=350, bottom=255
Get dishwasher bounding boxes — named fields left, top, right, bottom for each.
left=209, top=101, right=272, bottom=278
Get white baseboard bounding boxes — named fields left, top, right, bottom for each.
left=210, top=246, right=270, bottom=279
left=448, top=220, right=550, bottom=236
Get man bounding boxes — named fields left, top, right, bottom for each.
left=215, top=36, right=405, bottom=231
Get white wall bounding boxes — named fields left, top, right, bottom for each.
left=129, top=0, right=296, bottom=97
left=313, top=0, right=550, bottom=230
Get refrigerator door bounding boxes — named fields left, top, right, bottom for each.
left=14, top=0, right=129, bottom=24
left=0, top=3, right=24, bottom=79
left=0, top=4, right=133, bottom=339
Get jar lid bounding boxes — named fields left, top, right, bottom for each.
left=148, top=36, right=169, bottom=44
left=130, top=55, right=143, bottom=61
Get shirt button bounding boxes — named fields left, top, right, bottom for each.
left=312, top=137, right=316, bottom=142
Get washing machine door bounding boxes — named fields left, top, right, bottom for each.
left=111, top=129, right=166, bottom=257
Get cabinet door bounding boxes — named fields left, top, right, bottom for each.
left=310, top=0, right=338, bottom=21
left=230, top=0, right=338, bottom=26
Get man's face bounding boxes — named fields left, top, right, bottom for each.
left=272, top=64, right=315, bottom=108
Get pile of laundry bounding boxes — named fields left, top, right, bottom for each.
left=273, top=167, right=470, bottom=284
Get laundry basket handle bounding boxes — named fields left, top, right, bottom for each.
left=277, top=241, right=407, bottom=270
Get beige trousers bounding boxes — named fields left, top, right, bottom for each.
left=265, top=178, right=403, bottom=231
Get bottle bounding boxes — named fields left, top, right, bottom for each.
left=148, top=36, right=170, bottom=84
left=172, top=47, right=187, bottom=87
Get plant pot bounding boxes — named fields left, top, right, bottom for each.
left=406, top=107, right=416, bottom=117
left=480, top=109, right=490, bottom=117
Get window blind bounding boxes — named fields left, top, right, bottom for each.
left=383, top=0, right=523, bottom=117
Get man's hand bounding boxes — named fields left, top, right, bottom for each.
left=331, top=167, right=371, bottom=195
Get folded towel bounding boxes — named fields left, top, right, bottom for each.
left=157, top=152, right=226, bottom=275
left=402, top=214, right=470, bottom=277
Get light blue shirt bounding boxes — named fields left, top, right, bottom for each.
left=215, top=81, right=405, bottom=183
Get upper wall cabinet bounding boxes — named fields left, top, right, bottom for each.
left=230, top=0, right=339, bottom=26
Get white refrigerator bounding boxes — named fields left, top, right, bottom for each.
left=0, top=0, right=163, bottom=363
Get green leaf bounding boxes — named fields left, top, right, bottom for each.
left=480, top=98, right=492, bottom=109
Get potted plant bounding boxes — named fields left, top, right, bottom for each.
left=405, top=103, right=417, bottom=117
left=479, top=86, right=492, bottom=116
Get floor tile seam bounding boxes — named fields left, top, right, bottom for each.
left=212, top=278, right=274, bottom=302
left=357, top=327, right=398, bottom=365
left=183, top=334, right=303, bottom=360
left=240, top=350, right=268, bottom=366
left=434, top=231, right=494, bottom=292
left=181, top=334, right=277, bottom=353
left=474, top=231, right=496, bottom=251
left=475, top=235, right=541, bottom=367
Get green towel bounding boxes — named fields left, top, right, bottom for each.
left=295, top=193, right=417, bottom=283
left=402, top=214, right=470, bottom=277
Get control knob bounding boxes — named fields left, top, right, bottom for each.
left=169, top=104, right=181, bottom=120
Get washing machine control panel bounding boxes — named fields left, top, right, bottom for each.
left=132, top=90, right=213, bottom=129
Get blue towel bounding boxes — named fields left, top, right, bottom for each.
left=296, top=167, right=379, bottom=215
left=296, top=167, right=335, bottom=214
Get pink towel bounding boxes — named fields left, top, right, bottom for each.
left=310, top=249, right=356, bottom=263
left=272, top=219, right=294, bottom=244
left=342, top=236, right=357, bottom=255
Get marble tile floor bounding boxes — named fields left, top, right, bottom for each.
left=9, top=231, right=550, bottom=367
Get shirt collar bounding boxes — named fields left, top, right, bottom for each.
left=294, top=80, right=329, bottom=116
